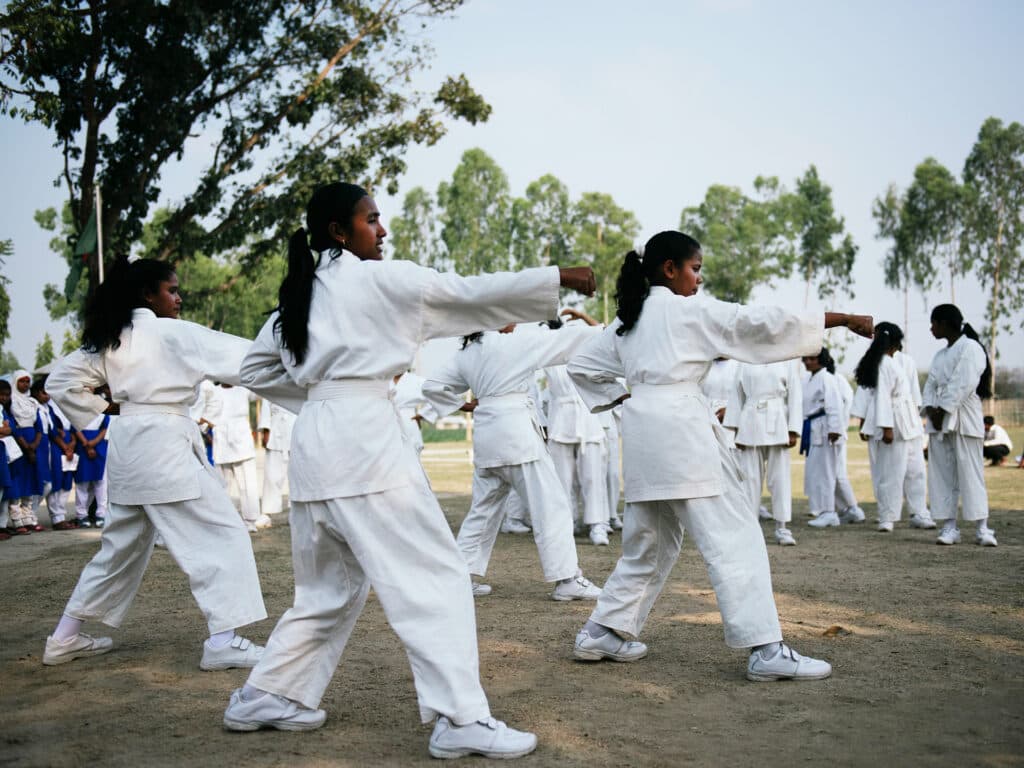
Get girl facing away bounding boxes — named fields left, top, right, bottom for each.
left=226, top=182, right=596, bottom=760
left=922, top=304, right=997, bottom=546
left=566, top=230, right=873, bottom=681
left=44, top=257, right=268, bottom=671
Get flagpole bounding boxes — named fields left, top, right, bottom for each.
left=95, top=186, right=104, bottom=285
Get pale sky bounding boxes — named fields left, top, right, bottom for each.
left=2, top=0, right=1022, bottom=375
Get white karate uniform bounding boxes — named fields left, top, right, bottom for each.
left=46, top=308, right=266, bottom=633
left=44, top=401, right=74, bottom=523
left=257, top=397, right=295, bottom=516
left=802, top=369, right=845, bottom=516
left=598, top=407, right=622, bottom=524
left=73, top=413, right=110, bottom=522
left=238, top=253, right=560, bottom=722
left=423, top=323, right=601, bottom=582
left=391, top=371, right=437, bottom=455
left=832, top=374, right=860, bottom=514
left=206, top=384, right=260, bottom=524
left=921, top=336, right=989, bottom=523
left=544, top=365, right=608, bottom=527
left=568, top=287, right=822, bottom=647
left=865, top=355, right=925, bottom=523
left=725, top=360, right=802, bottom=524
left=894, top=351, right=927, bottom=516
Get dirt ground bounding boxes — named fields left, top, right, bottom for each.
left=2, top=464, right=1023, bottom=767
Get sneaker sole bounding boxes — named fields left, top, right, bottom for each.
left=428, top=742, right=538, bottom=759
left=43, top=646, right=113, bottom=666
left=573, top=646, right=648, bottom=663
left=223, top=716, right=325, bottom=732
left=551, top=593, right=600, bottom=602
left=201, top=660, right=261, bottom=671
left=746, top=668, right=832, bottom=682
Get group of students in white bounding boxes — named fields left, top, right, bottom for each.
left=31, top=182, right=1002, bottom=760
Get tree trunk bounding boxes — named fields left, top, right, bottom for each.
left=987, top=218, right=1004, bottom=402
left=904, top=282, right=910, bottom=352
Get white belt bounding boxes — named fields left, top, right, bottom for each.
left=308, top=378, right=390, bottom=401
left=630, top=381, right=703, bottom=397
left=119, top=402, right=190, bottom=417
left=484, top=392, right=530, bottom=407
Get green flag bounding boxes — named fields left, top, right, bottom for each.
left=65, top=210, right=97, bottom=300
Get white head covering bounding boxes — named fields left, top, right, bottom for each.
left=10, top=369, right=39, bottom=428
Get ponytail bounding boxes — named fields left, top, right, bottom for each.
left=460, top=331, right=484, bottom=349
left=930, top=304, right=992, bottom=398
left=854, top=321, right=903, bottom=389
left=961, top=322, right=993, bottom=398
left=81, top=256, right=176, bottom=353
left=273, top=182, right=369, bottom=365
left=615, top=231, right=701, bottom=336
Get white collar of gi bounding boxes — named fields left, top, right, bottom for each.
left=649, top=285, right=674, bottom=297
left=315, top=250, right=359, bottom=271
left=132, top=307, right=157, bottom=320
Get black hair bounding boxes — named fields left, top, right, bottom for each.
left=854, top=321, right=903, bottom=389
left=542, top=317, right=563, bottom=330
left=0, top=379, right=10, bottom=391
left=930, top=304, right=992, bottom=398
left=460, top=332, right=484, bottom=349
left=615, top=231, right=701, bottom=336
left=30, top=377, right=47, bottom=396
left=984, top=415, right=995, bottom=426
left=274, top=182, right=369, bottom=365
left=808, top=347, right=835, bottom=375
left=81, top=257, right=177, bottom=353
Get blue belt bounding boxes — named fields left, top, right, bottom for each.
left=799, top=410, right=826, bottom=456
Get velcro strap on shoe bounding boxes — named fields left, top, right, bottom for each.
left=232, top=637, right=252, bottom=650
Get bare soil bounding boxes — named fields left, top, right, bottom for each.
left=2, top=493, right=1022, bottom=768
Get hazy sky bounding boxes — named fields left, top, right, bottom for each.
left=2, top=0, right=1022, bottom=374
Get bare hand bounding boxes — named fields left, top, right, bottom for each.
left=882, top=427, right=894, bottom=445
left=846, top=315, right=874, bottom=338
left=787, top=432, right=798, bottom=448
left=560, top=307, right=599, bottom=326
left=87, top=447, right=97, bottom=459
left=859, top=432, right=869, bottom=442
left=828, top=432, right=841, bottom=444
left=459, top=399, right=479, bottom=413
left=559, top=266, right=597, bottom=297
left=927, top=406, right=945, bottom=431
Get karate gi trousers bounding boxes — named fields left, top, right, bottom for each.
left=736, top=445, right=791, bottom=523
left=834, top=440, right=858, bottom=513
left=927, top=432, right=988, bottom=523
left=261, top=448, right=289, bottom=517
left=605, top=433, right=621, bottom=523
left=868, top=438, right=911, bottom=523
left=63, top=458, right=267, bottom=633
left=75, top=477, right=109, bottom=521
left=903, top=437, right=928, bottom=517
left=803, top=442, right=839, bottom=516
left=548, top=440, right=608, bottom=526
left=458, top=455, right=579, bottom=582
left=590, top=459, right=782, bottom=649
left=220, top=458, right=260, bottom=523
left=247, top=462, right=492, bottom=725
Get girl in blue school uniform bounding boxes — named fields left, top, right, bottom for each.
left=0, top=380, right=15, bottom=540
left=33, top=379, right=78, bottom=530
left=73, top=413, right=110, bottom=528
left=9, top=370, right=46, bottom=532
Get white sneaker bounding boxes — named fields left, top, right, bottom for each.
left=839, top=506, right=866, bottom=524
left=471, top=583, right=492, bottom=597
left=877, top=522, right=894, bottom=533
left=254, top=514, right=273, bottom=530
left=758, top=505, right=771, bottom=520
left=573, top=628, right=648, bottom=662
left=936, top=527, right=961, bottom=545
left=589, top=524, right=609, bottom=546
left=774, top=528, right=796, bottom=546
left=808, top=511, right=840, bottom=528
left=43, top=633, right=114, bottom=666
left=746, top=643, right=832, bottom=682
left=428, top=716, right=537, bottom=760
left=909, top=515, right=937, bottom=530
left=552, top=573, right=601, bottom=602
left=609, top=515, right=624, bottom=531
left=976, top=528, right=998, bottom=547
left=200, top=635, right=265, bottom=670
left=223, top=688, right=326, bottom=732
left=500, top=518, right=531, bottom=534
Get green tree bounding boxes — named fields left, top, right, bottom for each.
left=574, top=192, right=640, bottom=323
left=34, top=332, right=54, bottom=369
left=35, top=204, right=90, bottom=329
left=60, top=329, right=79, bottom=355
left=2, top=0, right=490, bottom=307
left=0, top=348, right=20, bottom=372
left=872, top=184, right=914, bottom=338
left=903, top=158, right=964, bottom=302
left=961, top=117, right=1024, bottom=391
left=791, top=166, right=858, bottom=305
left=437, top=149, right=512, bottom=274
left=0, top=239, right=12, bottom=347
left=389, top=186, right=440, bottom=267
left=511, top=174, right=577, bottom=269
left=680, top=177, right=794, bottom=303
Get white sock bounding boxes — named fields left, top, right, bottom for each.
left=775, top=522, right=788, bottom=531
left=976, top=519, right=992, bottom=534
left=940, top=518, right=958, bottom=533
left=584, top=619, right=611, bottom=638
left=753, top=642, right=782, bottom=658
left=240, top=683, right=267, bottom=701
left=53, top=614, right=84, bottom=643
left=207, top=629, right=235, bottom=648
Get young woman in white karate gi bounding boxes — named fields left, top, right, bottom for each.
left=831, top=371, right=866, bottom=523
left=567, top=231, right=872, bottom=681
left=800, top=348, right=849, bottom=529
left=725, top=360, right=803, bottom=545
left=44, top=257, right=268, bottom=671
left=204, top=383, right=268, bottom=531
left=921, top=304, right=997, bottom=546
left=225, top=182, right=596, bottom=759
left=854, top=322, right=928, bottom=532
left=257, top=396, right=296, bottom=517
left=422, top=316, right=603, bottom=602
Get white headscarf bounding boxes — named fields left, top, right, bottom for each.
left=10, top=369, right=39, bottom=428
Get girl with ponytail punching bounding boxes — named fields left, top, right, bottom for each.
left=922, top=305, right=997, bottom=546
left=43, top=257, right=269, bottom=670
left=227, top=182, right=595, bottom=759
left=567, top=230, right=873, bottom=682
left=854, top=322, right=934, bottom=533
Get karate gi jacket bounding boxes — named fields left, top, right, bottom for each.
left=873, top=355, right=924, bottom=441
left=207, top=385, right=256, bottom=464
left=724, top=360, right=802, bottom=446
left=257, top=397, right=297, bottom=453
left=921, top=335, right=987, bottom=438
left=567, top=288, right=822, bottom=502
left=423, top=323, right=601, bottom=468
left=701, top=358, right=738, bottom=415
left=47, top=308, right=251, bottom=506
left=544, top=365, right=606, bottom=445
left=240, top=253, right=560, bottom=501
left=802, top=369, right=845, bottom=448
